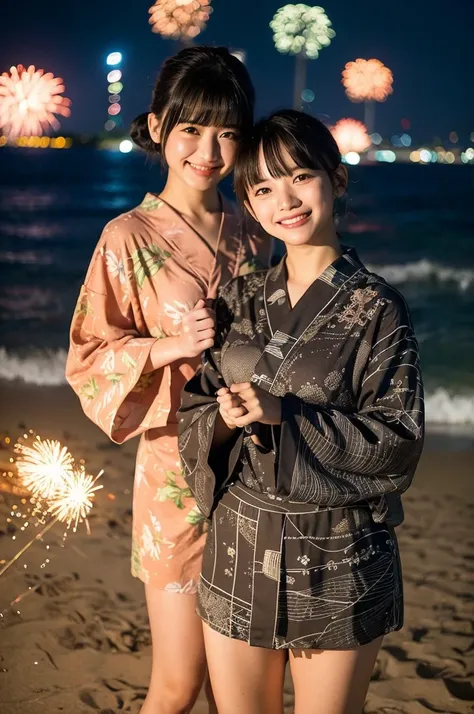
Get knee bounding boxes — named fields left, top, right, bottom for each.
left=146, top=673, right=201, bottom=714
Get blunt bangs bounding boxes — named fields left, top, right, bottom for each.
left=160, top=71, right=253, bottom=148
left=234, top=110, right=341, bottom=204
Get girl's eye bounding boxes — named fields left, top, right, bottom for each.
left=183, top=126, right=199, bottom=134
left=294, top=173, right=312, bottom=183
left=221, top=131, right=239, bottom=140
left=254, top=187, right=270, bottom=196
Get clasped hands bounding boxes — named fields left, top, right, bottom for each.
left=217, top=383, right=282, bottom=430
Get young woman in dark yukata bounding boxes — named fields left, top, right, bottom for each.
left=179, top=110, right=424, bottom=714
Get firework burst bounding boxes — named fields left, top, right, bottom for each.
left=0, top=64, right=71, bottom=139
left=342, top=58, right=393, bottom=103
left=15, top=437, right=75, bottom=500
left=331, top=118, right=371, bottom=155
left=148, top=0, right=212, bottom=40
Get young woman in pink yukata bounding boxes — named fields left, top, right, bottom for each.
left=66, top=46, right=270, bottom=714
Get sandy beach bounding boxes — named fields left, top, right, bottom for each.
left=0, top=382, right=472, bottom=714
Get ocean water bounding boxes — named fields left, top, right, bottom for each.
left=0, top=148, right=473, bottom=430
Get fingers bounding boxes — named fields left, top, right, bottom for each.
left=195, top=317, right=215, bottom=333
left=229, top=382, right=252, bottom=395
left=197, top=337, right=215, bottom=352
left=192, top=298, right=206, bottom=310
left=217, top=387, right=230, bottom=397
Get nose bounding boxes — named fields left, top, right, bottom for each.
left=277, top=187, right=301, bottom=212
left=198, top=132, right=220, bottom=164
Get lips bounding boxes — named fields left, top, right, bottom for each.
left=277, top=211, right=312, bottom=228
left=186, top=161, right=221, bottom=177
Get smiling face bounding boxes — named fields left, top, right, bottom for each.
left=148, top=114, right=240, bottom=192
left=245, top=144, right=346, bottom=247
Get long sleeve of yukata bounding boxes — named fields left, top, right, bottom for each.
left=66, top=221, right=174, bottom=444
left=276, top=296, right=424, bottom=507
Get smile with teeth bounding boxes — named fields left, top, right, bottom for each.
left=187, top=162, right=220, bottom=172
left=278, top=211, right=311, bottom=226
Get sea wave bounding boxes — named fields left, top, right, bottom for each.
left=0, top=348, right=473, bottom=428
left=368, top=259, right=474, bottom=291
left=0, top=347, right=67, bottom=386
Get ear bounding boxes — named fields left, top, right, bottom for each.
left=333, top=163, right=348, bottom=198
left=148, top=112, right=161, bottom=144
left=244, top=199, right=258, bottom=222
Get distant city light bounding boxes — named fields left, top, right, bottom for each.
left=344, top=151, right=360, bottom=165
left=370, top=132, right=382, bottom=145
left=107, top=70, right=122, bottom=83
left=375, top=150, right=396, bottom=163
left=108, top=103, right=121, bottom=116
left=419, top=149, right=432, bottom=163
left=301, top=88, right=315, bottom=103
left=400, top=133, right=412, bottom=147
left=119, top=139, right=133, bottom=153
left=410, top=150, right=420, bottom=163
left=108, top=82, right=123, bottom=94
left=106, top=52, right=122, bottom=66
left=448, top=131, right=458, bottom=143
left=331, top=118, right=371, bottom=155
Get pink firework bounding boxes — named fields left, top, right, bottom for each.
left=0, top=64, right=71, bottom=138
left=330, top=118, right=371, bottom=155
left=148, top=0, right=212, bottom=40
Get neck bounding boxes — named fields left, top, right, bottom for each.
left=285, top=225, right=341, bottom=285
left=159, top=172, right=221, bottom=218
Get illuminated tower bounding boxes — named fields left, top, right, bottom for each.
left=104, top=52, right=123, bottom=133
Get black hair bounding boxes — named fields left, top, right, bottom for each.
left=130, top=46, right=255, bottom=155
left=234, top=109, right=343, bottom=204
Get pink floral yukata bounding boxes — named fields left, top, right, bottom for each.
left=66, top=193, right=269, bottom=591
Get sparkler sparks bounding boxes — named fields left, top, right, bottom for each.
left=15, top=438, right=74, bottom=500
left=0, top=432, right=103, bottom=578
left=0, top=64, right=71, bottom=139
left=148, top=0, right=212, bottom=40
left=47, top=468, right=103, bottom=532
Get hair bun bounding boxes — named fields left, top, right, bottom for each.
left=130, top=112, right=157, bottom=152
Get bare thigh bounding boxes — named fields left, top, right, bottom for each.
left=289, top=637, right=383, bottom=714
left=141, top=586, right=209, bottom=714
left=203, top=623, right=287, bottom=714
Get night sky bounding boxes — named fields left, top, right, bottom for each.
left=2, top=0, right=471, bottom=141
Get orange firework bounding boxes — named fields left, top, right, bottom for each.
left=331, top=118, right=371, bottom=155
left=0, top=65, right=71, bottom=139
left=342, top=58, right=393, bottom=103
left=149, top=0, right=212, bottom=39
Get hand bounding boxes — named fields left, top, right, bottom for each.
left=177, top=299, right=216, bottom=359
left=216, top=386, right=248, bottom=430
left=229, top=383, right=282, bottom=427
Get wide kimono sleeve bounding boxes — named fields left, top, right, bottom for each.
left=178, top=284, right=241, bottom=517
left=66, top=222, right=172, bottom=443
left=276, top=293, right=425, bottom=508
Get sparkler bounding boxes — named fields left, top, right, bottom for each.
left=148, top=0, right=212, bottom=41
left=0, top=433, right=103, bottom=578
left=0, top=64, right=71, bottom=139
left=15, top=438, right=74, bottom=500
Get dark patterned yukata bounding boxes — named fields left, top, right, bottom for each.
left=178, top=246, right=424, bottom=650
